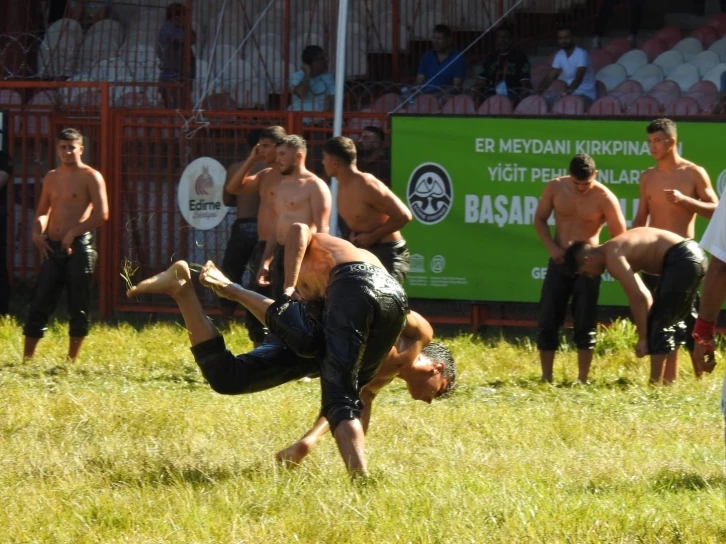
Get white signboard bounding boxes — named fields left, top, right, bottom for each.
left=177, top=157, right=227, bottom=230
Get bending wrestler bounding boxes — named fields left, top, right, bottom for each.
left=564, top=227, right=707, bottom=384
left=276, top=310, right=456, bottom=466
left=127, top=225, right=409, bottom=478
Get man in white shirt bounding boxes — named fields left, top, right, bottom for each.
left=691, top=197, right=726, bottom=435
left=289, top=45, right=335, bottom=120
left=538, top=26, right=597, bottom=103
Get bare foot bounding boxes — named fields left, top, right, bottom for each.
left=275, top=441, right=311, bottom=466
left=127, top=261, right=192, bottom=298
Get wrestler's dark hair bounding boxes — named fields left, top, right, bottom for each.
left=363, top=126, right=385, bottom=142
left=422, top=342, right=457, bottom=398
left=323, top=136, right=357, bottom=165
left=302, top=45, right=324, bottom=65
left=277, top=134, right=307, bottom=153
left=258, top=125, right=287, bottom=145
left=247, top=129, right=262, bottom=148
left=433, top=24, right=452, bottom=37
left=646, top=118, right=677, bottom=140
left=564, top=241, right=589, bottom=277
left=569, top=153, right=596, bottom=181
left=58, top=127, right=83, bottom=142
left=557, top=25, right=575, bottom=35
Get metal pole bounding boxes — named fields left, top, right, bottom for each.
left=329, top=0, right=348, bottom=237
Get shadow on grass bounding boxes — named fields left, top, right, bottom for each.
left=651, top=469, right=726, bottom=493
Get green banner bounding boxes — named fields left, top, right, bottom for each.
left=391, top=116, right=724, bottom=305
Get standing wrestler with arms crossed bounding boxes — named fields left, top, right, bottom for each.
left=322, top=136, right=412, bottom=284
left=534, top=153, right=626, bottom=383
left=24, top=128, right=109, bottom=362
left=224, top=126, right=287, bottom=343
left=257, top=135, right=331, bottom=299
left=633, top=118, right=718, bottom=381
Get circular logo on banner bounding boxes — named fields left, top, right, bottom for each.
left=177, top=157, right=227, bottom=230
left=406, top=162, right=453, bottom=225
left=717, top=170, right=726, bottom=197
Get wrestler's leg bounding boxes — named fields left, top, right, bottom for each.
left=127, top=261, right=218, bottom=347
left=276, top=416, right=330, bottom=466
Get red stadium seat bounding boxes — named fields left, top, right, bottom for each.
left=691, top=26, right=720, bottom=49
left=405, top=94, right=441, bottom=114
left=639, top=38, right=668, bottom=63
left=684, top=80, right=719, bottom=112
left=628, top=96, right=662, bottom=116
left=513, top=95, right=549, bottom=115
left=441, top=94, right=476, bottom=114
left=609, top=80, right=644, bottom=109
left=588, top=96, right=624, bottom=115
left=477, top=95, right=513, bottom=115
left=654, top=26, right=683, bottom=49
left=590, top=49, right=614, bottom=73
left=647, top=80, right=681, bottom=109
left=551, top=95, right=587, bottom=115
left=664, top=96, right=700, bottom=116
left=603, top=38, right=632, bottom=61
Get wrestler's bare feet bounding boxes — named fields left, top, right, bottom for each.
left=126, top=261, right=192, bottom=299
left=275, top=440, right=312, bottom=466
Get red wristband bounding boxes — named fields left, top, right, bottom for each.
left=692, top=317, right=716, bottom=347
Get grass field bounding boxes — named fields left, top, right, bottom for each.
left=1, top=315, right=725, bottom=543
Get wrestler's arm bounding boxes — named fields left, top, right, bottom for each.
left=351, top=181, right=413, bottom=247
left=607, top=251, right=652, bottom=351
left=533, top=181, right=563, bottom=262
left=62, top=170, right=109, bottom=252
left=31, top=174, right=53, bottom=257
left=310, top=178, right=332, bottom=235
left=673, top=166, right=719, bottom=219
left=602, top=189, right=627, bottom=237
left=225, top=150, right=265, bottom=196
left=282, top=222, right=313, bottom=297
left=693, top=256, right=726, bottom=372
left=632, top=171, right=650, bottom=228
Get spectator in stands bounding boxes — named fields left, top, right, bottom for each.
left=415, top=24, right=466, bottom=97
left=290, top=45, right=335, bottom=117
left=356, top=127, right=390, bottom=187
left=67, top=0, right=120, bottom=27
left=591, top=0, right=644, bottom=49
left=538, top=26, right=597, bottom=104
left=474, top=25, right=531, bottom=105
left=44, top=0, right=69, bottom=26
left=157, top=2, right=196, bottom=109
left=0, top=149, right=13, bottom=315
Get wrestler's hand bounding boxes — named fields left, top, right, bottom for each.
left=257, top=263, right=271, bottom=286
left=635, top=338, right=648, bottom=358
left=61, top=231, right=75, bottom=255
left=549, top=245, right=565, bottom=265
left=693, top=342, right=717, bottom=374
left=664, top=188, right=685, bottom=204
left=350, top=231, right=376, bottom=248
left=32, top=232, right=52, bottom=260
left=199, top=261, right=233, bottom=297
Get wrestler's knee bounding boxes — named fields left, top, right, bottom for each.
left=573, top=327, right=597, bottom=351
left=536, top=328, right=559, bottom=351
left=265, top=296, right=323, bottom=358
left=23, top=308, right=51, bottom=338
left=648, top=327, right=675, bottom=355
left=324, top=403, right=362, bottom=433
left=190, top=336, right=244, bottom=395
left=68, top=312, right=91, bottom=337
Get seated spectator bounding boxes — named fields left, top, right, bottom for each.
left=538, top=26, right=597, bottom=104
left=415, top=24, right=466, bottom=97
left=290, top=45, right=335, bottom=118
left=157, top=2, right=196, bottom=108
left=68, top=0, right=121, bottom=26
left=474, top=25, right=531, bottom=105
left=356, top=126, right=390, bottom=187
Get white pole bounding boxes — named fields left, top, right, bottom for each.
left=329, top=0, right=348, bottom=237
